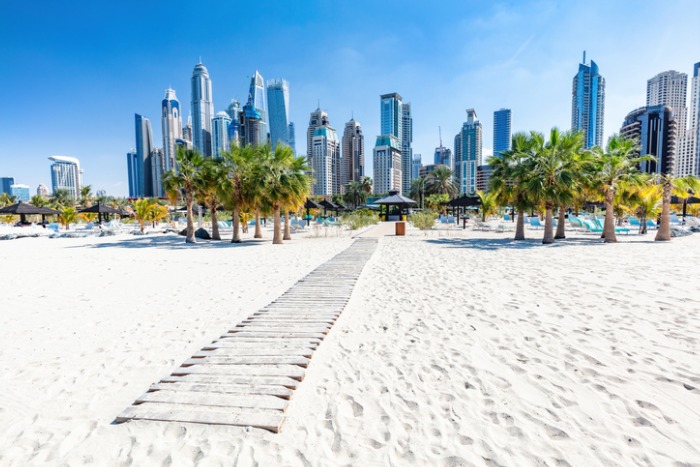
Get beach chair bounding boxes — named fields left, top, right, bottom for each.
left=581, top=219, right=603, bottom=233
left=568, top=215, right=583, bottom=230
left=628, top=217, right=641, bottom=228
left=529, top=217, right=544, bottom=229
left=473, top=219, right=492, bottom=231
left=503, top=214, right=512, bottom=221
left=670, top=213, right=681, bottom=224
left=646, top=219, right=658, bottom=229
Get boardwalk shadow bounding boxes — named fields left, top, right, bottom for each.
left=424, top=236, right=611, bottom=250
left=69, top=234, right=263, bottom=250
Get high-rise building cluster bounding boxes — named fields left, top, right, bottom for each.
left=619, top=62, right=700, bottom=177
left=127, top=63, right=296, bottom=198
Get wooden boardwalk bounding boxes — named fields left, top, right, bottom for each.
left=116, top=238, right=378, bottom=432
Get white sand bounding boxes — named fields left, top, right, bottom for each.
left=1, top=227, right=699, bottom=466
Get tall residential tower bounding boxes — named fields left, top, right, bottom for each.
left=191, top=62, right=214, bottom=157
left=161, top=88, right=182, bottom=171
left=134, top=114, right=154, bottom=197
left=49, top=156, right=81, bottom=199
left=267, top=79, right=293, bottom=150
left=454, top=109, right=482, bottom=194
left=341, top=118, right=364, bottom=188
left=493, top=108, right=512, bottom=157
left=572, top=52, right=605, bottom=149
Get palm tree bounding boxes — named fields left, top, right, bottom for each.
left=80, top=185, right=93, bottom=207
left=0, top=193, right=17, bottom=207
left=58, top=206, right=78, bottom=230
left=263, top=144, right=312, bottom=244
left=475, top=190, right=499, bottom=221
left=195, top=158, right=226, bottom=240
left=221, top=145, right=256, bottom=243
left=525, top=129, right=581, bottom=244
left=426, top=166, right=458, bottom=197
left=133, top=198, right=155, bottom=233
left=149, top=202, right=169, bottom=228
left=163, top=146, right=203, bottom=243
left=632, top=184, right=661, bottom=234
left=654, top=174, right=700, bottom=241
left=360, top=176, right=373, bottom=197
left=409, top=176, right=427, bottom=209
left=590, top=135, right=650, bottom=243
left=30, top=194, right=48, bottom=207
left=344, top=180, right=364, bottom=208
left=488, top=132, right=536, bottom=241
left=50, top=188, right=73, bottom=207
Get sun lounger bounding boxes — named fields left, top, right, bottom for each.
left=528, top=217, right=544, bottom=229
left=646, top=219, right=658, bottom=229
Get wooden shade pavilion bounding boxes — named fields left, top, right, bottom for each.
left=0, top=202, right=60, bottom=225
left=374, top=190, right=417, bottom=221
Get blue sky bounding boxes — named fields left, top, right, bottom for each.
left=1, top=1, right=699, bottom=197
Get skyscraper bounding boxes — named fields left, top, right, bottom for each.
left=572, top=52, right=605, bottom=149
left=620, top=105, right=677, bottom=175
left=267, top=79, right=293, bottom=150
left=341, top=119, right=364, bottom=189
left=182, top=115, right=193, bottom=145
left=36, top=183, right=49, bottom=197
left=373, top=136, right=402, bottom=195
left=647, top=70, right=688, bottom=176
left=401, top=102, right=413, bottom=189
left=493, top=108, right=512, bottom=157
left=191, top=62, right=214, bottom=157
left=249, top=71, right=267, bottom=142
left=212, top=111, right=232, bottom=157
left=126, top=150, right=139, bottom=198
left=10, top=184, right=30, bottom=202
left=454, top=109, right=482, bottom=194
left=288, top=122, right=296, bottom=154
left=0, top=177, right=14, bottom=195
left=690, top=62, right=700, bottom=176
left=240, top=99, right=264, bottom=147
left=307, top=108, right=329, bottom=157
left=134, top=114, right=153, bottom=197
left=311, top=125, right=341, bottom=196
left=151, top=148, right=165, bottom=198
left=49, top=156, right=81, bottom=198
left=226, top=100, right=242, bottom=147
left=433, top=146, right=453, bottom=170
left=135, top=114, right=154, bottom=197
left=161, top=88, right=182, bottom=171
left=411, top=153, right=422, bottom=180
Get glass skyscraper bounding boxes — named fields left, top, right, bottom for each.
left=161, top=88, right=182, bottom=171
left=342, top=119, right=364, bottom=188
left=267, top=79, right=293, bottom=150
left=212, top=111, right=232, bottom=157
left=126, top=150, right=140, bottom=198
left=493, top=108, right=512, bottom=157
left=191, top=62, right=214, bottom=157
left=49, top=156, right=81, bottom=199
left=135, top=113, right=154, bottom=197
left=0, top=177, right=15, bottom=195
left=454, top=109, right=482, bottom=194
left=571, top=53, right=605, bottom=149
left=379, top=92, right=411, bottom=193
left=249, top=71, right=267, bottom=142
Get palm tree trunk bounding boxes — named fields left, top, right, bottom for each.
left=514, top=209, right=526, bottom=240
left=185, top=191, right=196, bottom=243
left=210, top=203, right=221, bottom=240
left=640, top=214, right=647, bottom=234
left=254, top=208, right=262, bottom=238
left=655, top=182, right=672, bottom=241
left=283, top=209, right=291, bottom=240
left=273, top=204, right=283, bottom=244
left=542, top=204, right=554, bottom=244
left=603, top=189, right=617, bottom=243
left=554, top=205, right=566, bottom=239
left=231, top=208, right=241, bottom=243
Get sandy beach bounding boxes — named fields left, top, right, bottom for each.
left=1, top=226, right=699, bottom=466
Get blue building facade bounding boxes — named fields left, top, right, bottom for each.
left=572, top=53, right=605, bottom=149
left=134, top=114, right=153, bottom=197
left=493, top=108, right=512, bottom=157
left=10, top=184, right=30, bottom=201
left=126, top=151, right=140, bottom=198
left=267, top=79, right=293, bottom=150
left=0, top=177, right=15, bottom=195
left=454, top=109, right=482, bottom=194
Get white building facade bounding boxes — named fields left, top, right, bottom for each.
left=372, top=135, right=402, bottom=195
left=49, top=156, right=81, bottom=199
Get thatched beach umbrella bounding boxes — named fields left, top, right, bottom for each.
left=447, top=195, right=481, bottom=222
left=0, top=201, right=60, bottom=225
left=303, top=198, right=322, bottom=226
left=319, top=199, right=338, bottom=217
left=77, top=201, right=123, bottom=224
left=374, top=190, right=417, bottom=221
left=671, top=195, right=700, bottom=222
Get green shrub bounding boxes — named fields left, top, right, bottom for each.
left=342, top=209, right=380, bottom=230
left=409, top=211, right=436, bottom=230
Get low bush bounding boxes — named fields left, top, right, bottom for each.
left=342, top=209, right=380, bottom=230
left=409, top=210, right=436, bottom=230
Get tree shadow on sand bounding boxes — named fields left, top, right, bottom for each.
left=423, top=236, right=655, bottom=251
left=68, top=234, right=264, bottom=250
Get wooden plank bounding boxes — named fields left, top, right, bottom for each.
left=184, top=355, right=309, bottom=367
left=242, top=320, right=335, bottom=326
left=223, top=331, right=327, bottom=339
left=231, top=325, right=331, bottom=333
left=171, top=364, right=306, bottom=380
left=193, top=348, right=314, bottom=358
left=116, top=403, right=283, bottom=432
left=160, top=374, right=300, bottom=389
left=149, top=382, right=293, bottom=399
left=136, top=390, right=289, bottom=411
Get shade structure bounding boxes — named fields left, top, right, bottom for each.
left=670, top=195, right=700, bottom=222
left=304, top=198, right=322, bottom=226
left=447, top=195, right=481, bottom=207
left=78, top=201, right=125, bottom=224
left=319, top=199, right=339, bottom=217
left=0, top=201, right=60, bottom=225
left=373, top=190, right=417, bottom=221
